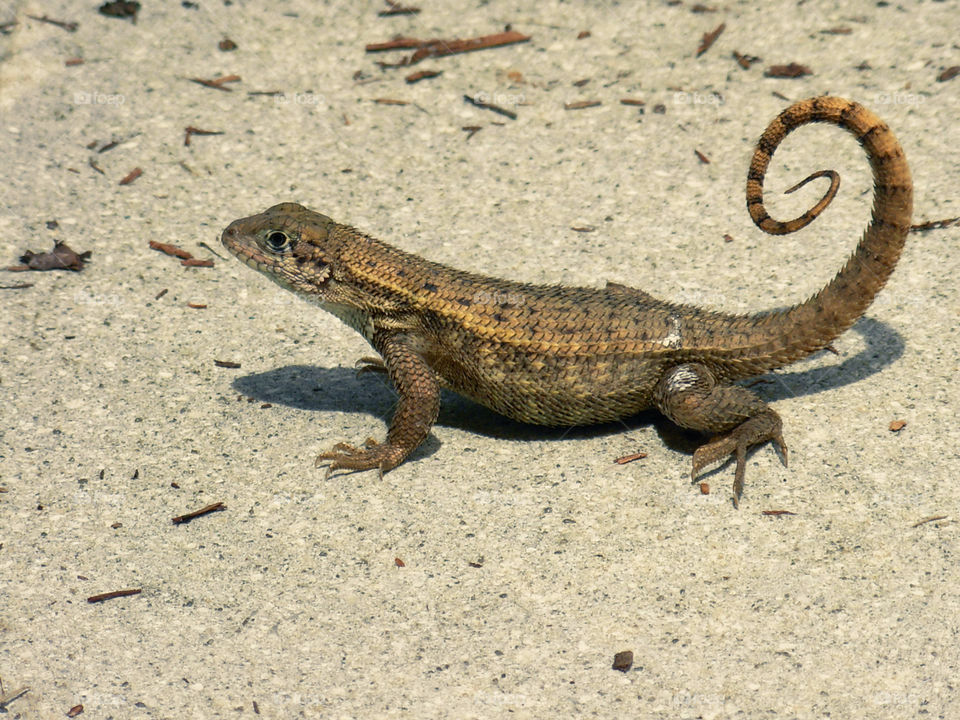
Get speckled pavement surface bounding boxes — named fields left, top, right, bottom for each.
left=1, top=1, right=958, bottom=717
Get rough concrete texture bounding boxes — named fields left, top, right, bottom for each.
left=1, top=1, right=958, bottom=717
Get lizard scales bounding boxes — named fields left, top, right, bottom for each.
left=222, top=96, right=913, bottom=506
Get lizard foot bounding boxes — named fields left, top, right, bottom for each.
left=315, top=439, right=406, bottom=479
left=691, top=411, right=788, bottom=508
left=654, top=363, right=789, bottom=507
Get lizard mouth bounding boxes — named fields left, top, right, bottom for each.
left=220, top=223, right=269, bottom=271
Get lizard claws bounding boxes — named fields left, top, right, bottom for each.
left=315, top=438, right=399, bottom=480
left=691, top=422, right=788, bottom=508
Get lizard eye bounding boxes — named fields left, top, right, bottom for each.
left=263, top=230, right=291, bottom=253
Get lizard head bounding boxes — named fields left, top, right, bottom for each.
left=221, top=202, right=344, bottom=298
left=221, top=203, right=380, bottom=339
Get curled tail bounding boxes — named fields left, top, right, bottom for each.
left=744, top=95, right=913, bottom=370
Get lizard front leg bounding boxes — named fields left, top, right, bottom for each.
left=653, top=363, right=787, bottom=507
left=316, top=332, right=440, bottom=477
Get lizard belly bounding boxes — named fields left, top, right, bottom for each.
left=434, top=349, right=663, bottom=427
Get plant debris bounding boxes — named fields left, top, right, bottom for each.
left=7, top=242, right=91, bottom=272
left=87, top=588, right=141, bottom=603
left=149, top=240, right=214, bottom=267
left=464, top=94, right=517, bottom=119
left=379, top=0, right=420, bottom=16
left=733, top=50, right=761, bottom=69
left=172, top=501, right=225, bottom=524
left=405, top=69, right=441, bottom=83
left=367, top=30, right=531, bottom=67
left=936, top=66, right=959, bottom=82
left=765, top=63, right=812, bottom=78
left=0, top=686, right=29, bottom=710
left=119, top=167, right=142, bottom=185
left=98, top=1, right=140, bottom=22
left=184, top=126, right=224, bottom=146
left=696, top=22, right=725, bottom=57
left=26, top=14, right=77, bottom=31
left=189, top=74, right=241, bottom=91
left=910, top=216, right=960, bottom=232
left=614, top=452, right=647, bottom=465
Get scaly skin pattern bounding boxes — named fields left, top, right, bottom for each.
left=221, top=96, right=912, bottom=506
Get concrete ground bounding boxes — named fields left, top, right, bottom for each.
left=1, top=1, right=958, bottom=717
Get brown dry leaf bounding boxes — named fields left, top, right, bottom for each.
left=765, top=63, right=812, bottom=78
left=13, top=242, right=91, bottom=271
left=937, top=66, right=960, bottom=82
left=98, top=1, right=139, bottom=21
left=696, top=22, right=725, bottom=57
left=733, top=50, right=761, bottom=69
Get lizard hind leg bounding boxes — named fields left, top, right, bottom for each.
left=653, top=363, right=788, bottom=507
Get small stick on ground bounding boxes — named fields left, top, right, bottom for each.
left=184, top=126, right=224, bottom=147
left=188, top=74, right=241, bottom=91
left=614, top=452, right=647, bottom=465
left=172, top=501, right=225, bottom=524
left=26, top=14, right=77, bottom=31
left=87, top=588, right=142, bottom=603
left=368, top=30, right=531, bottom=67
left=912, top=515, right=948, bottom=528
left=379, top=0, right=420, bottom=16
left=911, top=216, right=960, bottom=232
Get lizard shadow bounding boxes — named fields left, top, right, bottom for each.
left=231, top=316, right=903, bottom=461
